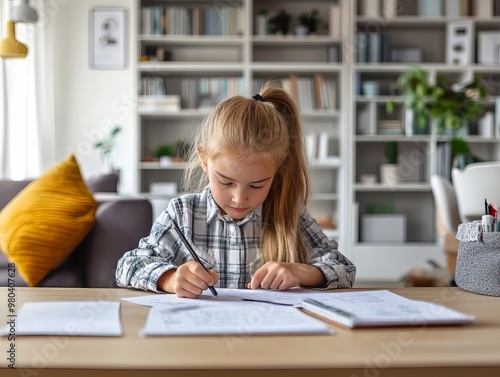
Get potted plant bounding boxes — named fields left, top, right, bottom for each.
left=94, top=125, right=121, bottom=172
left=155, top=144, right=175, bottom=166
left=268, top=9, right=291, bottom=35
left=380, top=141, right=399, bottom=185
left=155, top=139, right=192, bottom=166
left=388, top=66, right=486, bottom=133
left=387, top=65, right=487, bottom=167
left=297, top=9, right=319, bottom=35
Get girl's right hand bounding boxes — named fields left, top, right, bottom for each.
left=167, top=260, right=219, bottom=298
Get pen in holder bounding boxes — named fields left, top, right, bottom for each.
left=482, top=215, right=495, bottom=233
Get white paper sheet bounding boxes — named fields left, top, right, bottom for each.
left=0, top=301, right=122, bottom=336
left=122, top=287, right=324, bottom=308
left=140, top=301, right=334, bottom=336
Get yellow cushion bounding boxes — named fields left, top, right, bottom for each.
left=0, top=155, right=98, bottom=286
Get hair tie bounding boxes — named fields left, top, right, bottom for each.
left=252, top=93, right=263, bottom=101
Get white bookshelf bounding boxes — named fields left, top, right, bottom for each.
left=134, top=0, right=500, bottom=280
left=136, top=0, right=346, bottom=245
left=349, top=0, right=500, bottom=279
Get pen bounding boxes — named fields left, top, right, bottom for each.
left=172, top=220, right=218, bottom=297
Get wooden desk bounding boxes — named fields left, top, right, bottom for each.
left=1, top=287, right=499, bottom=377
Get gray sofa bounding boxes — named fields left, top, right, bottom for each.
left=0, top=179, right=153, bottom=288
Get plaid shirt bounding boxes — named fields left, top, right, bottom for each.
left=116, top=187, right=356, bottom=292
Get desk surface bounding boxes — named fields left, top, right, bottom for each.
left=1, top=287, right=500, bottom=377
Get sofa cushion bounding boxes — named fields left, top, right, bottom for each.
left=85, top=172, right=119, bottom=193
left=0, top=155, right=98, bottom=286
left=0, top=180, right=30, bottom=210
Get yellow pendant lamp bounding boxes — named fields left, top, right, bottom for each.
left=0, top=0, right=38, bottom=59
left=0, top=20, right=27, bottom=59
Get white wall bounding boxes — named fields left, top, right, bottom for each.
left=51, top=0, right=137, bottom=193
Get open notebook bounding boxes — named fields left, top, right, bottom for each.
left=300, top=290, right=474, bottom=328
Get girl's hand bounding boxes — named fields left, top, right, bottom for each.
left=248, top=261, right=326, bottom=290
left=159, top=260, right=219, bottom=298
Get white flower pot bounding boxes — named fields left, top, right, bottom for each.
left=380, top=164, right=399, bottom=185
left=159, top=156, right=173, bottom=167
left=294, top=25, right=308, bottom=37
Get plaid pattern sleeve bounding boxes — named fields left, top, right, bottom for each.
left=299, top=207, right=356, bottom=289
left=115, top=208, right=191, bottom=293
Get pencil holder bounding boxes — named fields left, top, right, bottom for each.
left=455, top=221, right=500, bottom=297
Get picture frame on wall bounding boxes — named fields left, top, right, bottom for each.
left=89, top=7, right=127, bottom=69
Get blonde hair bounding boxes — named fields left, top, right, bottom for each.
left=183, top=82, right=310, bottom=264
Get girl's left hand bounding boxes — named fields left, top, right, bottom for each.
left=247, top=261, right=300, bottom=290
left=248, top=261, right=326, bottom=290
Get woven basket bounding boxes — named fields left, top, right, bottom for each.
left=455, top=221, right=500, bottom=297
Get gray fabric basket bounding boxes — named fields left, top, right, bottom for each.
left=455, top=221, right=500, bottom=297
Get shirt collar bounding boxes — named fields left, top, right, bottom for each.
left=206, top=187, right=262, bottom=226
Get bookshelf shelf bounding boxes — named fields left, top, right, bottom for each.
left=355, top=135, right=432, bottom=142
left=251, top=63, right=342, bottom=72
left=138, top=62, right=245, bottom=72
left=139, top=162, right=186, bottom=170
left=138, top=109, right=210, bottom=118
left=354, top=183, right=432, bottom=192
left=251, top=36, right=341, bottom=45
left=139, top=35, right=244, bottom=45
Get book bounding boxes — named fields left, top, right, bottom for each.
left=382, top=0, right=398, bottom=18
left=317, top=132, right=330, bottom=161
left=418, top=0, right=443, bottom=16
left=459, top=0, right=469, bottom=15
left=495, top=96, right=500, bottom=137
left=473, top=0, right=493, bottom=17
left=368, top=33, right=381, bottom=63
left=356, top=33, right=368, bottom=63
left=329, top=4, right=341, bottom=39
left=300, top=290, right=474, bottom=328
left=359, top=0, right=380, bottom=17
left=445, top=0, right=461, bottom=17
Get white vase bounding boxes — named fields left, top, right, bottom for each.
left=294, top=25, right=308, bottom=37
left=380, top=164, right=399, bottom=185
left=256, top=15, right=268, bottom=36
left=159, top=156, right=173, bottom=167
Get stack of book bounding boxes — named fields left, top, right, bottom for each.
left=378, top=120, right=402, bottom=134
left=138, top=95, right=181, bottom=112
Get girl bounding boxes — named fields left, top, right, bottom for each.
left=116, top=82, right=356, bottom=297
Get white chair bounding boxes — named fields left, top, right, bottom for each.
left=451, top=162, right=500, bottom=223
left=430, top=175, right=461, bottom=276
